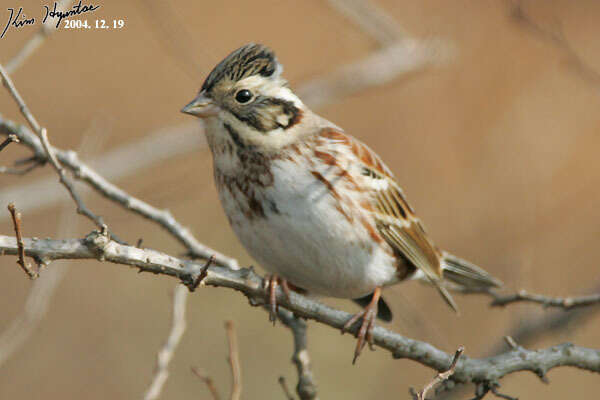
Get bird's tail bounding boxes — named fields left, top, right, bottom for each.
left=441, top=252, right=502, bottom=291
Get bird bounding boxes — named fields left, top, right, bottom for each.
left=182, top=43, right=501, bottom=363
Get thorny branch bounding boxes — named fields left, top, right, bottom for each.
left=0, top=117, right=236, bottom=268
left=143, top=284, right=189, bottom=400
left=411, top=346, right=464, bottom=400
left=1, top=233, right=599, bottom=388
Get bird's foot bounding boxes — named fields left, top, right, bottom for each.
left=265, top=274, right=291, bottom=325
left=342, top=287, right=381, bottom=364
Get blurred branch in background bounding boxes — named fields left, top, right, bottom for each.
left=143, top=284, right=189, bottom=400
left=490, top=289, right=600, bottom=309
left=327, top=0, right=406, bottom=45
left=1, top=233, right=599, bottom=395
left=508, top=0, right=600, bottom=90
left=190, top=321, right=241, bottom=400
left=3, top=0, right=74, bottom=74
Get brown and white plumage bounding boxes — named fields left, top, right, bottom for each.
left=182, top=43, right=501, bottom=361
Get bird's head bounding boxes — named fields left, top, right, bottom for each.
left=182, top=43, right=306, bottom=151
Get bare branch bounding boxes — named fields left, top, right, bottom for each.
left=1, top=233, right=599, bottom=386
left=411, top=346, right=464, bottom=400
left=327, top=0, right=406, bottom=46
left=191, top=367, right=221, bottom=400
left=0, top=64, right=111, bottom=235
left=491, top=289, right=600, bottom=310
left=0, top=118, right=236, bottom=268
left=4, top=0, right=74, bottom=74
left=278, top=310, right=319, bottom=400
left=6, top=204, right=38, bottom=279
left=143, top=284, right=188, bottom=400
left=225, top=320, right=242, bottom=400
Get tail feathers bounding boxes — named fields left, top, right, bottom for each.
left=441, top=252, right=503, bottom=291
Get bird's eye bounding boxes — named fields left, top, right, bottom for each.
left=235, top=89, right=253, bottom=104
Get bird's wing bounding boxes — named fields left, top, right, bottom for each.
left=318, top=128, right=458, bottom=311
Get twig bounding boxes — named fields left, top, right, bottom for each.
left=6, top=204, right=38, bottom=279
left=491, top=289, right=600, bottom=310
left=4, top=0, right=74, bottom=74
left=3, top=233, right=598, bottom=387
left=412, top=346, right=464, bottom=400
left=278, top=310, right=319, bottom=400
left=143, top=284, right=189, bottom=400
left=327, top=0, right=406, bottom=46
left=225, top=320, right=242, bottom=400
left=0, top=134, right=18, bottom=152
left=278, top=376, right=296, bottom=400
left=191, top=367, right=221, bottom=400
left=0, top=64, right=111, bottom=235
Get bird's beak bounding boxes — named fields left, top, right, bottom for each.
left=181, top=92, right=219, bottom=118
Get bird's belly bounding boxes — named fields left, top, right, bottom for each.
left=219, top=162, right=399, bottom=298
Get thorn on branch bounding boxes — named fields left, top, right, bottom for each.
left=189, top=254, right=215, bottom=291
left=411, top=345, right=464, bottom=400
left=504, top=336, right=518, bottom=350
left=7, top=203, right=38, bottom=279
left=0, top=134, right=18, bottom=152
left=278, top=376, right=296, bottom=400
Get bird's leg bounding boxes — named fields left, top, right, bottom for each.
left=265, top=274, right=291, bottom=324
left=342, top=286, right=381, bottom=364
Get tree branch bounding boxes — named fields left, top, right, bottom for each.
left=143, top=284, right=189, bottom=400
left=491, top=289, right=600, bottom=310
left=1, top=233, right=599, bottom=386
left=0, top=63, right=112, bottom=236
left=0, top=117, right=237, bottom=269
left=278, top=310, right=319, bottom=400
left=411, top=346, right=464, bottom=400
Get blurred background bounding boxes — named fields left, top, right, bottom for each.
left=1, top=0, right=599, bottom=399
